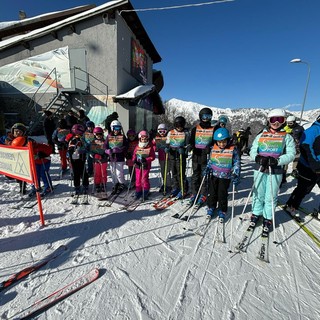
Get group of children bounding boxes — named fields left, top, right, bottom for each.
left=5, top=107, right=302, bottom=236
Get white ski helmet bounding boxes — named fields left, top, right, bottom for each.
left=157, top=123, right=167, bottom=131
left=111, top=120, right=122, bottom=130
left=267, top=109, right=286, bottom=118
left=287, top=115, right=296, bottom=123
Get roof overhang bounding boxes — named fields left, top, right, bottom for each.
left=113, top=84, right=165, bottom=115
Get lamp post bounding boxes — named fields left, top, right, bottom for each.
left=290, top=58, right=311, bottom=124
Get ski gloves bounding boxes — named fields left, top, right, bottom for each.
left=134, top=158, right=147, bottom=169
left=255, top=155, right=278, bottom=168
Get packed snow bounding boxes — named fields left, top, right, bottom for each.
left=0, top=137, right=319, bottom=320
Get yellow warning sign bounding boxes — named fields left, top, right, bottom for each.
left=0, top=145, right=33, bottom=182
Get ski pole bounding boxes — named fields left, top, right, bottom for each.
left=239, top=165, right=264, bottom=221
left=186, top=173, right=207, bottom=223
left=268, top=166, right=277, bottom=244
left=141, top=164, right=145, bottom=202
left=180, top=152, right=184, bottom=197
left=125, top=164, right=136, bottom=199
left=228, top=183, right=236, bottom=252
left=163, top=152, right=168, bottom=196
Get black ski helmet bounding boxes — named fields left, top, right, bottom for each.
left=174, top=116, right=186, bottom=128
left=199, top=107, right=213, bottom=120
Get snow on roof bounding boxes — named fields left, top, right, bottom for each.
left=0, top=0, right=127, bottom=51
left=114, top=85, right=155, bottom=100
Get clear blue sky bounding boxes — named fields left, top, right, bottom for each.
left=1, top=0, right=320, bottom=111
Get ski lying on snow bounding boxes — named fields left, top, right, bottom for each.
left=257, top=227, right=270, bottom=263
left=10, top=268, right=99, bottom=320
left=235, top=222, right=257, bottom=252
left=278, top=204, right=320, bottom=248
left=0, top=245, right=67, bottom=293
left=153, top=196, right=180, bottom=210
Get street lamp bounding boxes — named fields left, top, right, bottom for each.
left=290, top=58, right=311, bottom=124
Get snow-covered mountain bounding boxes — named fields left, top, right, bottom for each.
left=165, top=98, right=320, bottom=137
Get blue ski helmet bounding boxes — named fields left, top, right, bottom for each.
left=214, top=128, right=230, bottom=141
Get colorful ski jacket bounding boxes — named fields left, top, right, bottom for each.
left=250, top=128, right=296, bottom=174
left=207, top=144, right=240, bottom=179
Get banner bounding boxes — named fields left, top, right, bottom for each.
left=0, top=145, right=32, bottom=182
left=0, top=144, right=45, bottom=226
left=0, top=46, right=71, bottom=94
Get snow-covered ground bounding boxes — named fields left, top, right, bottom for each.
left=0, top=139, right=319, bottom=320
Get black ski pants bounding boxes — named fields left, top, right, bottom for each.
left=286, top=162, right=320, bottom=210
left=191, top=153, right=208, bottom=195
left=207, top=175, right=231, bottom=213
left=70, top=158, right=89, bottom=189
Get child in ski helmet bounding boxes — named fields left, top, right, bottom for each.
left=126, top=129, right=139, bottom=188
left=27, top=140, right=53, bottom=198
left=205, top=127, right=240, bottom=221
left=67, top=124, right=89, bottom=195
left=6, top=123, right=29, bottom=195
left=165, top=116, right=190, bottom=198
left=104, top=120, right=127, bottom=194
left=250, top=109, right=295, bottom=231
left=188, top=107, right=214, bottom=205
left=132, top=130, right=155, bottom=199
left=90, top=126, right=108, bottom=194
left=52, top=119, right=70, bottom=176
left=155, top=123, right=171, bottom=193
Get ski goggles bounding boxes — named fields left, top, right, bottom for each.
left=140, top=135, right=149, bottom=139
left=269, top=116, right=286, bottom=124
left=128, top=134, right=136, bottom=138
left=201, top=114, right=212, bottom=120
left=113, top=126, right=121, bottom=131
left=287, top=122, right=294, bottom=126
left=158, top=130, right=167, bottom=134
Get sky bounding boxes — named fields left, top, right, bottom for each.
left=1, top=0, right=320, bottom=111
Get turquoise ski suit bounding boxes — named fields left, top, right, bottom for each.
left=250, top=128, right=296, bottom=220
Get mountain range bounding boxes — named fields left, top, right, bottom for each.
left=164, top=98, right=320, bottom=139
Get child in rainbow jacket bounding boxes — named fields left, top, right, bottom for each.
left=205, top=127, right=241, bottom=221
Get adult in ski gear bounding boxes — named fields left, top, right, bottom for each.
left=155, top=123, right=171, bottom=193
left=250, top=109, right=296, bottom=228
left=132, top=131, right=156, bottom=199
left=166, top=116, right=190, bottom=198
left=125, top=129, right=139, bottom=188
left=90, top=126, right=107, bottom=193
left=67, top=124, right=89, bottom=195
left=28, top=141, right=53, bottom=197
left=43, top=111, right=56, bottom=154
left=65, top=110, right=78, bottom=129
left=282, top=115, right=305, bottom=183
left=6, top=123, right=28, bottom=194
left=205, top=127, right=240, bottom=220
left=78, top=109, right=90, bottom=127
left=104, top=120, right=127, bottom=194
left=52, top=119, right=70, bottom=174
left=286, top=114, right=320, bottom=214
left=188, top=107, right=214, bottom=205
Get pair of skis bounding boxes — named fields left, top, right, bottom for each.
left=2, top=245, right=99, bottom=319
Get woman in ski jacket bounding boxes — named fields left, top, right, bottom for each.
left=250, top=109, right=295, bottom=230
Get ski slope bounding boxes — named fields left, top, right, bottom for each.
left=0, top=150, right=319, bottom=320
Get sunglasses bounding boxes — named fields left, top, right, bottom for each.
left=270, top=116, right=285, bottom=124
left=201, top=114, right=212, bottom=120
left=128, top=134, right=136, bottom=138
left=158, top=130, right=167, bottom=134
left=140, top=135, right=148, bottom=139
left=95, top=133, right=104, bottom=136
